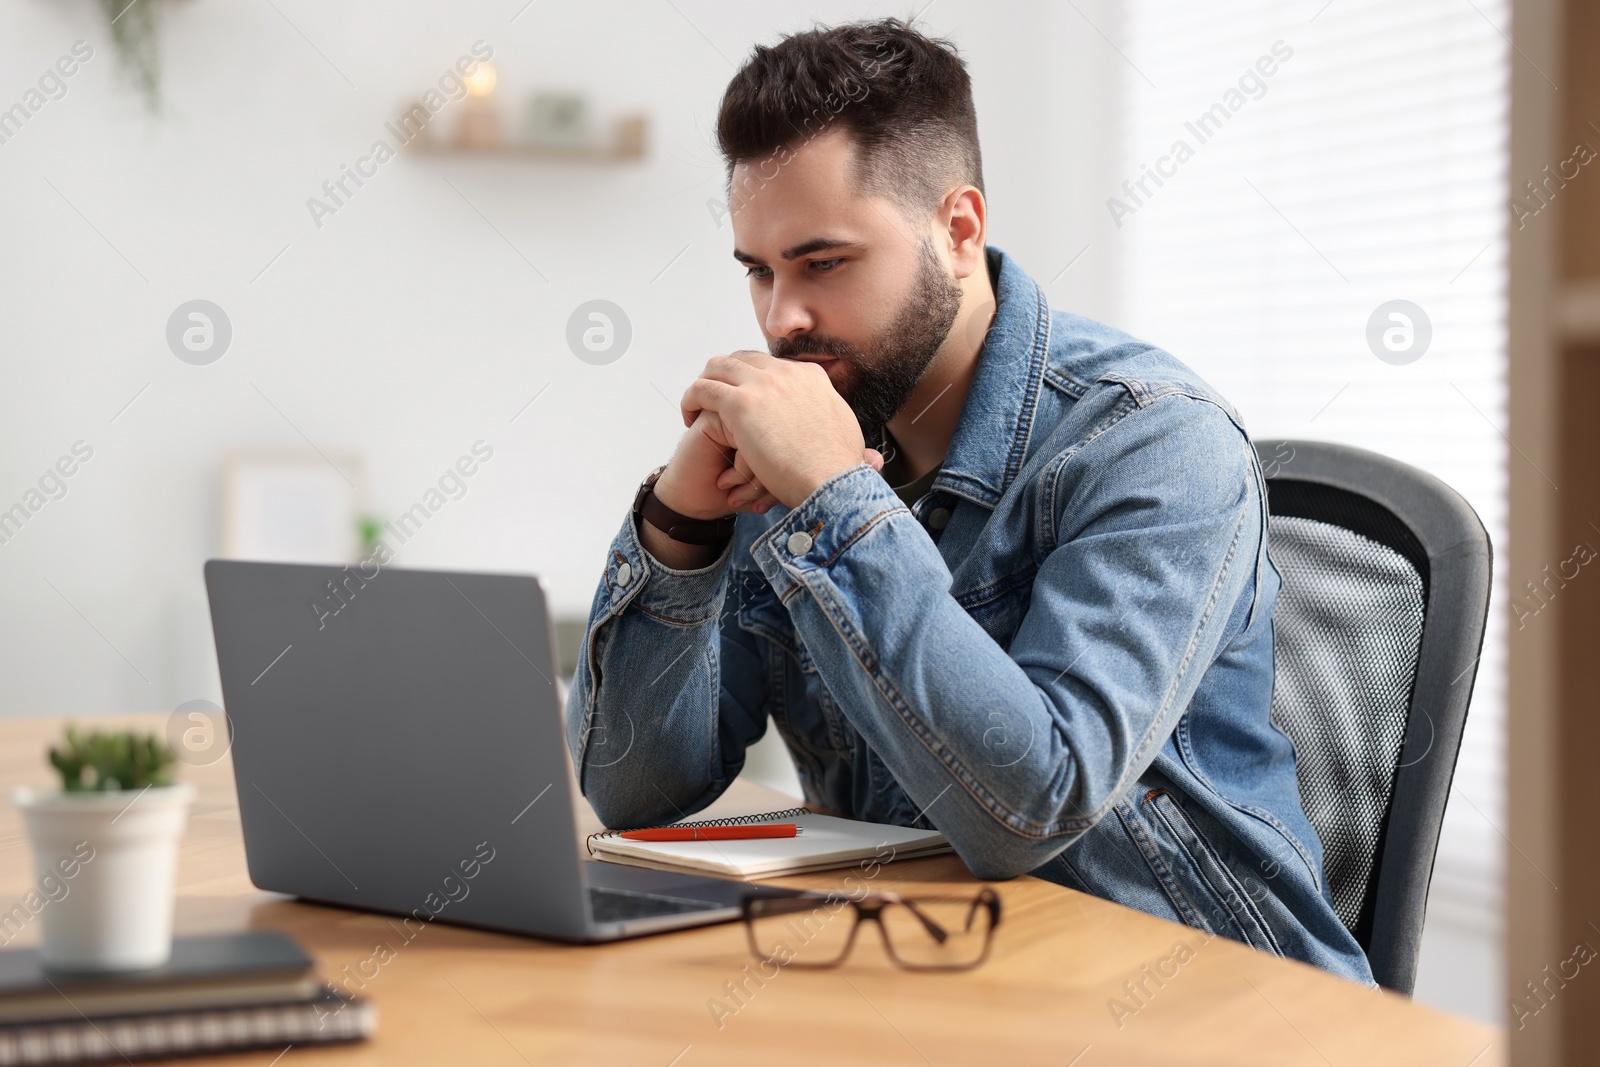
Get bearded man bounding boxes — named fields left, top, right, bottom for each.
left=566, top=18, right=1375, bottom=986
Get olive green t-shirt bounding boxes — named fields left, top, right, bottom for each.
left=878, top=432, right=942, bottom=507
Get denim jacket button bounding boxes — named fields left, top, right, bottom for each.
left=786, top=531, right=814, bottom=555
left=615, top=562, right=633, bottom=587
left=928, top=507, right=952, bottom=531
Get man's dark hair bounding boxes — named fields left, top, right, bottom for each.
left=716, top=19, right=983, bottom=217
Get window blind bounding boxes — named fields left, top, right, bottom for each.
left=1111, top=0, right=1509, bottom=958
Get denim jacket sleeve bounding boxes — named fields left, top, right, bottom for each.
left=744, top=392, right=1265, bottom=880
left=565, top=509, right=769, bottom=829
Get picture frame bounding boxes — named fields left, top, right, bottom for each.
left=220, top=451, right=364, bottom=564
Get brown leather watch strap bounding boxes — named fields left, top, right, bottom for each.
left=633, top=466, right=736, bottom=547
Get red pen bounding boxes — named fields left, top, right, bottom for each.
left=619, top=823, right=799, bottom=842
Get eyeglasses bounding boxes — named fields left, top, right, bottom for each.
left=741, top=888, right=1001, bottom=971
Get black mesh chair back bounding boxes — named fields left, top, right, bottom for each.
left=1254, top=440, right=1491, bottom=995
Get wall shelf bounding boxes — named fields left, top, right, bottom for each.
left=407, top=115, right=647, bottom=164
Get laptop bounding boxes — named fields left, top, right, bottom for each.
left=203, top=559, right=802, bottom=942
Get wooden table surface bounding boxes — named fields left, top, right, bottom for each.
left=0, top=714, right=1500, bottom=1066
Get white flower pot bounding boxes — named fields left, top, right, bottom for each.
left=12, top=783, right=195, bottom=972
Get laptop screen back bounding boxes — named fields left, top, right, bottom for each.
left=204, top=560, right=589, bottom=939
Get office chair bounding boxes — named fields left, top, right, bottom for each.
left=1254, top=439, right=1491, bottom=995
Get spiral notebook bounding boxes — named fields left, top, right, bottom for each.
left=586, top=807, right=951, bottom=880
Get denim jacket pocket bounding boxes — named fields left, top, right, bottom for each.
left=953, top=564, right=1035, bottom=646
left=861, top=748, right=926, bottom=826
left=1114, top=801, right=1209, bottom=932
left=734, top=569, right=792, bottom=650
left=736, top=571, right=851, bottom=760
left=1140, top=788, right=1286, bottom=958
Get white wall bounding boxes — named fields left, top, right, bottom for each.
left=0, top=0, right=1501, bottom=1024
left=0, top=0, right=1115, bottom=716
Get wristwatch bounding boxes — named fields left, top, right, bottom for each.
left=632, top=465, right=737, bottom=547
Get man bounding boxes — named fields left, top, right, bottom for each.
left=567, top=19, right=1373, bottom=985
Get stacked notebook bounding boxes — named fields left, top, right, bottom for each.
left=0, top=931, right=372, bottom=1066
left=587, top=806, right=952, bottom=879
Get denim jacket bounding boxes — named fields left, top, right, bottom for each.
left=569, top=247, right=1375, bottom=985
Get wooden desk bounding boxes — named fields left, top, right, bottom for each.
left=0, top=715, right=1499, bottom=1065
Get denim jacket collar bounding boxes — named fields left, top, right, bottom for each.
left=933, top=247, right=1053, bottom=510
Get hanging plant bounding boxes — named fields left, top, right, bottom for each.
left=98, top=0, right=162, bottom=112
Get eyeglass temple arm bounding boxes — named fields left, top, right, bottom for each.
left=899, top=899, right=951, bottom=944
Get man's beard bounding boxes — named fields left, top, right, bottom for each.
left=769, top=241, right=964, bottom=441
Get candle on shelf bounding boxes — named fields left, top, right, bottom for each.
left=455, top=62, right=503, bottom=150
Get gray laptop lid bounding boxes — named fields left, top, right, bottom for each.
left=204, top=560, right=591, bottom=940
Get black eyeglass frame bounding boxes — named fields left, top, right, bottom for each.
left=740, top=887, right=1002, bottom=971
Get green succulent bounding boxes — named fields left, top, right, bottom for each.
left=49, top=726, right=176, bottom=792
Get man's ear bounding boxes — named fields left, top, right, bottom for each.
left=940, top=185, right=987, bottom=281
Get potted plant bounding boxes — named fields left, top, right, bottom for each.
left=12, top=727, right=193, bottom=971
